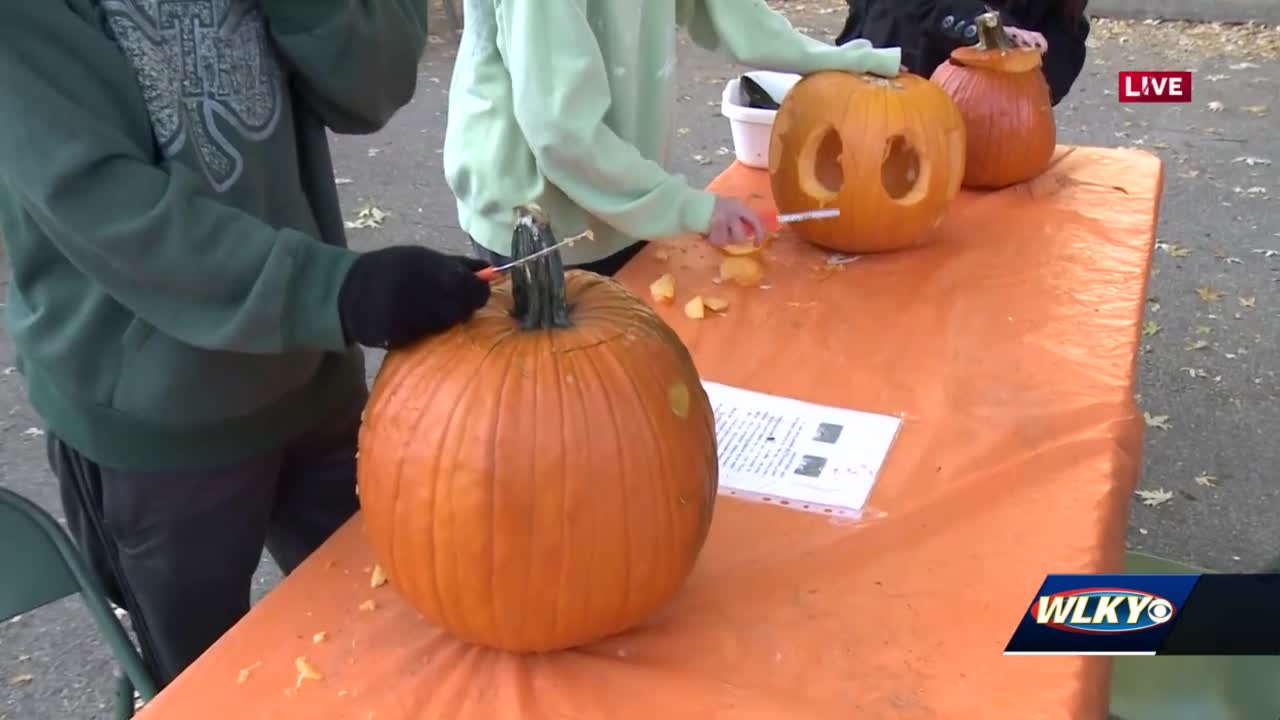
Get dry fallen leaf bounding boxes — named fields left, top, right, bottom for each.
left=1194, top=473, right=1217, bottom=488
left=1238, top=296, right=1257, bottom=309
left=1136, top=488, right=1174, bottom=507
left=649, top=273, right=676, bottom=304
left=1142, top=320, right=1161, bottom=337
left=719, top=256, right=764, bottom=287
left=370, top=564, right=387, bottom=589
left=1207, top=101, right=1224, bottom=112
left=1185, top=338, right=1210, bottom=351
left=344, top=204, right=387, bottom=230
left=1143, top=412, right=1172, bottom=430
left=1195, top=286, right=1225, bottom=302
left=1242, top=104, right=1269, bottom=115
left=684, top=296, right=705, bottom=319
left=237, top=661, right=263, bottom=684
left=703, top=296, right=730, bottom=313
left=9, top=674, right=33, bottom=687
left=1181, top=367, right=1209, bottom=379
left=1162, top=243, right=1192, bottom=257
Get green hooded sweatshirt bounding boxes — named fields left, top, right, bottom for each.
left=444, top=0, right=902, bottom=266
left=0, top=0, right=429, bottom=471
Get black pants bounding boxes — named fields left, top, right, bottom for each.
left=470, top=238, right=648, bottom=277
left=49, top=396, right=364, bottom=686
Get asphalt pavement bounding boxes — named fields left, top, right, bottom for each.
left=1, top=5, right=1278, bottom=719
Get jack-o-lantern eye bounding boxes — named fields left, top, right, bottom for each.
left=768, top=71, right=965, bottom=254
left=881, top=134, right=921, bottom=201
left=930, top=10, right=1057, bottom=189
left=795, top=125, right=844, bottom=201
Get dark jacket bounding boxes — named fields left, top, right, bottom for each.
left=835, top=0, right=1089, bottom=105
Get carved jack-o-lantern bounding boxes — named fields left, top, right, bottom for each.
left=767, top=71, right=965, bottom=254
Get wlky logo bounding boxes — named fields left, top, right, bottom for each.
left=1118, top=71, right=1192, bottom=103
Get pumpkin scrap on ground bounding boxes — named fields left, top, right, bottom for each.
left=369, top=564, right=387, bottom=588
left=649, top=272, right=676, bottom=303
left=684, top=296, right=705, bottom=319
left=294, top=657, right=322, bottom=687
left=718, top=229, right=777, bottom=257
left=930, top=11, right=1056, bottom=189
left=768, top=69, right=964, bottom=254
left=703, top=296, right=729, bottom=313
left=719, top=256, right=764, bottom=287
left=236, top=661, right=263, bottom=684
left=357, top=204, right=719, bottom=654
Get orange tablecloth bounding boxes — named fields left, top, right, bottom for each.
left=137, top=146, right=1162, bottom=720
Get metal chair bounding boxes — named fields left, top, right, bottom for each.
left=0, top=486, right=159, bottom=719
left=1108, top=550, right=1280, bottom=719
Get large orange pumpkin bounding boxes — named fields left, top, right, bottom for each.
left=768, top=71, right=965, bottom=254
left=356, top=205, right=719, bottom=653
left=930, top=11, right=1056, bottom=189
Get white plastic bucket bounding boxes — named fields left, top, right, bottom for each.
left=720, top=71, right=802, bottom=169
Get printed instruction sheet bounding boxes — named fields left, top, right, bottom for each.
left=702, top=381, right=902, bottom=515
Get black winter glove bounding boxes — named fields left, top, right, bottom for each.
left=338, top=246, right=491, bottom=350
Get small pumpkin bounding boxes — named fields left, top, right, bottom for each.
left=768, top=71, right=965, bottom=254
left=356, top=204, right=719, bottom=653
left=930, top=11, right=1056, bottom=189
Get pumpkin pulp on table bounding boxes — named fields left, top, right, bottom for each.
left=768, top=70, right=965, bottom=254
left=356, top=204, right=719, bottom=654
left=930, top=11, right=1057, bottom=189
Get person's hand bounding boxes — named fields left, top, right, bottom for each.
left=706, top=196, right=767, bottom=247
left=1004, top=27, right=1048, bottom=52
left=338, top=246, right=491, bottom=350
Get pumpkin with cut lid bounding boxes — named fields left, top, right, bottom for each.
left=930, top=11, right=1057, bottom=189
left=356, top=204, right=719, bottom=653
left=767, top=70, right=966, bottom=254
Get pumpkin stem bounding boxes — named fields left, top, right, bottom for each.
left=973, top=11, right=1013, bottom=51
left=510, top=204, right=573, bottom=330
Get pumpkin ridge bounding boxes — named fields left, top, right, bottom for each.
left=564, top=346, right=600, bottom=638
left=429, top=338, right=505, bottom=640
left=371, top=342, right=461, bottom=623
left=573, top=333, right=627, bottom=635
left=595, top=336, right=650, bottom=628
left=551, top=331, right=574, bottom=646
left=603, top=327, right=707, bottom=600
left=485, top=340, right=521, bottom=647
left=630, top=334, right=694, bottom=600
left=518, top=333, right=546, bottom=647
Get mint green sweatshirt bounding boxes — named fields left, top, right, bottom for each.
left=0, top=0, right=429, bottom=471
left=444, top=0, right=902, bottom=266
